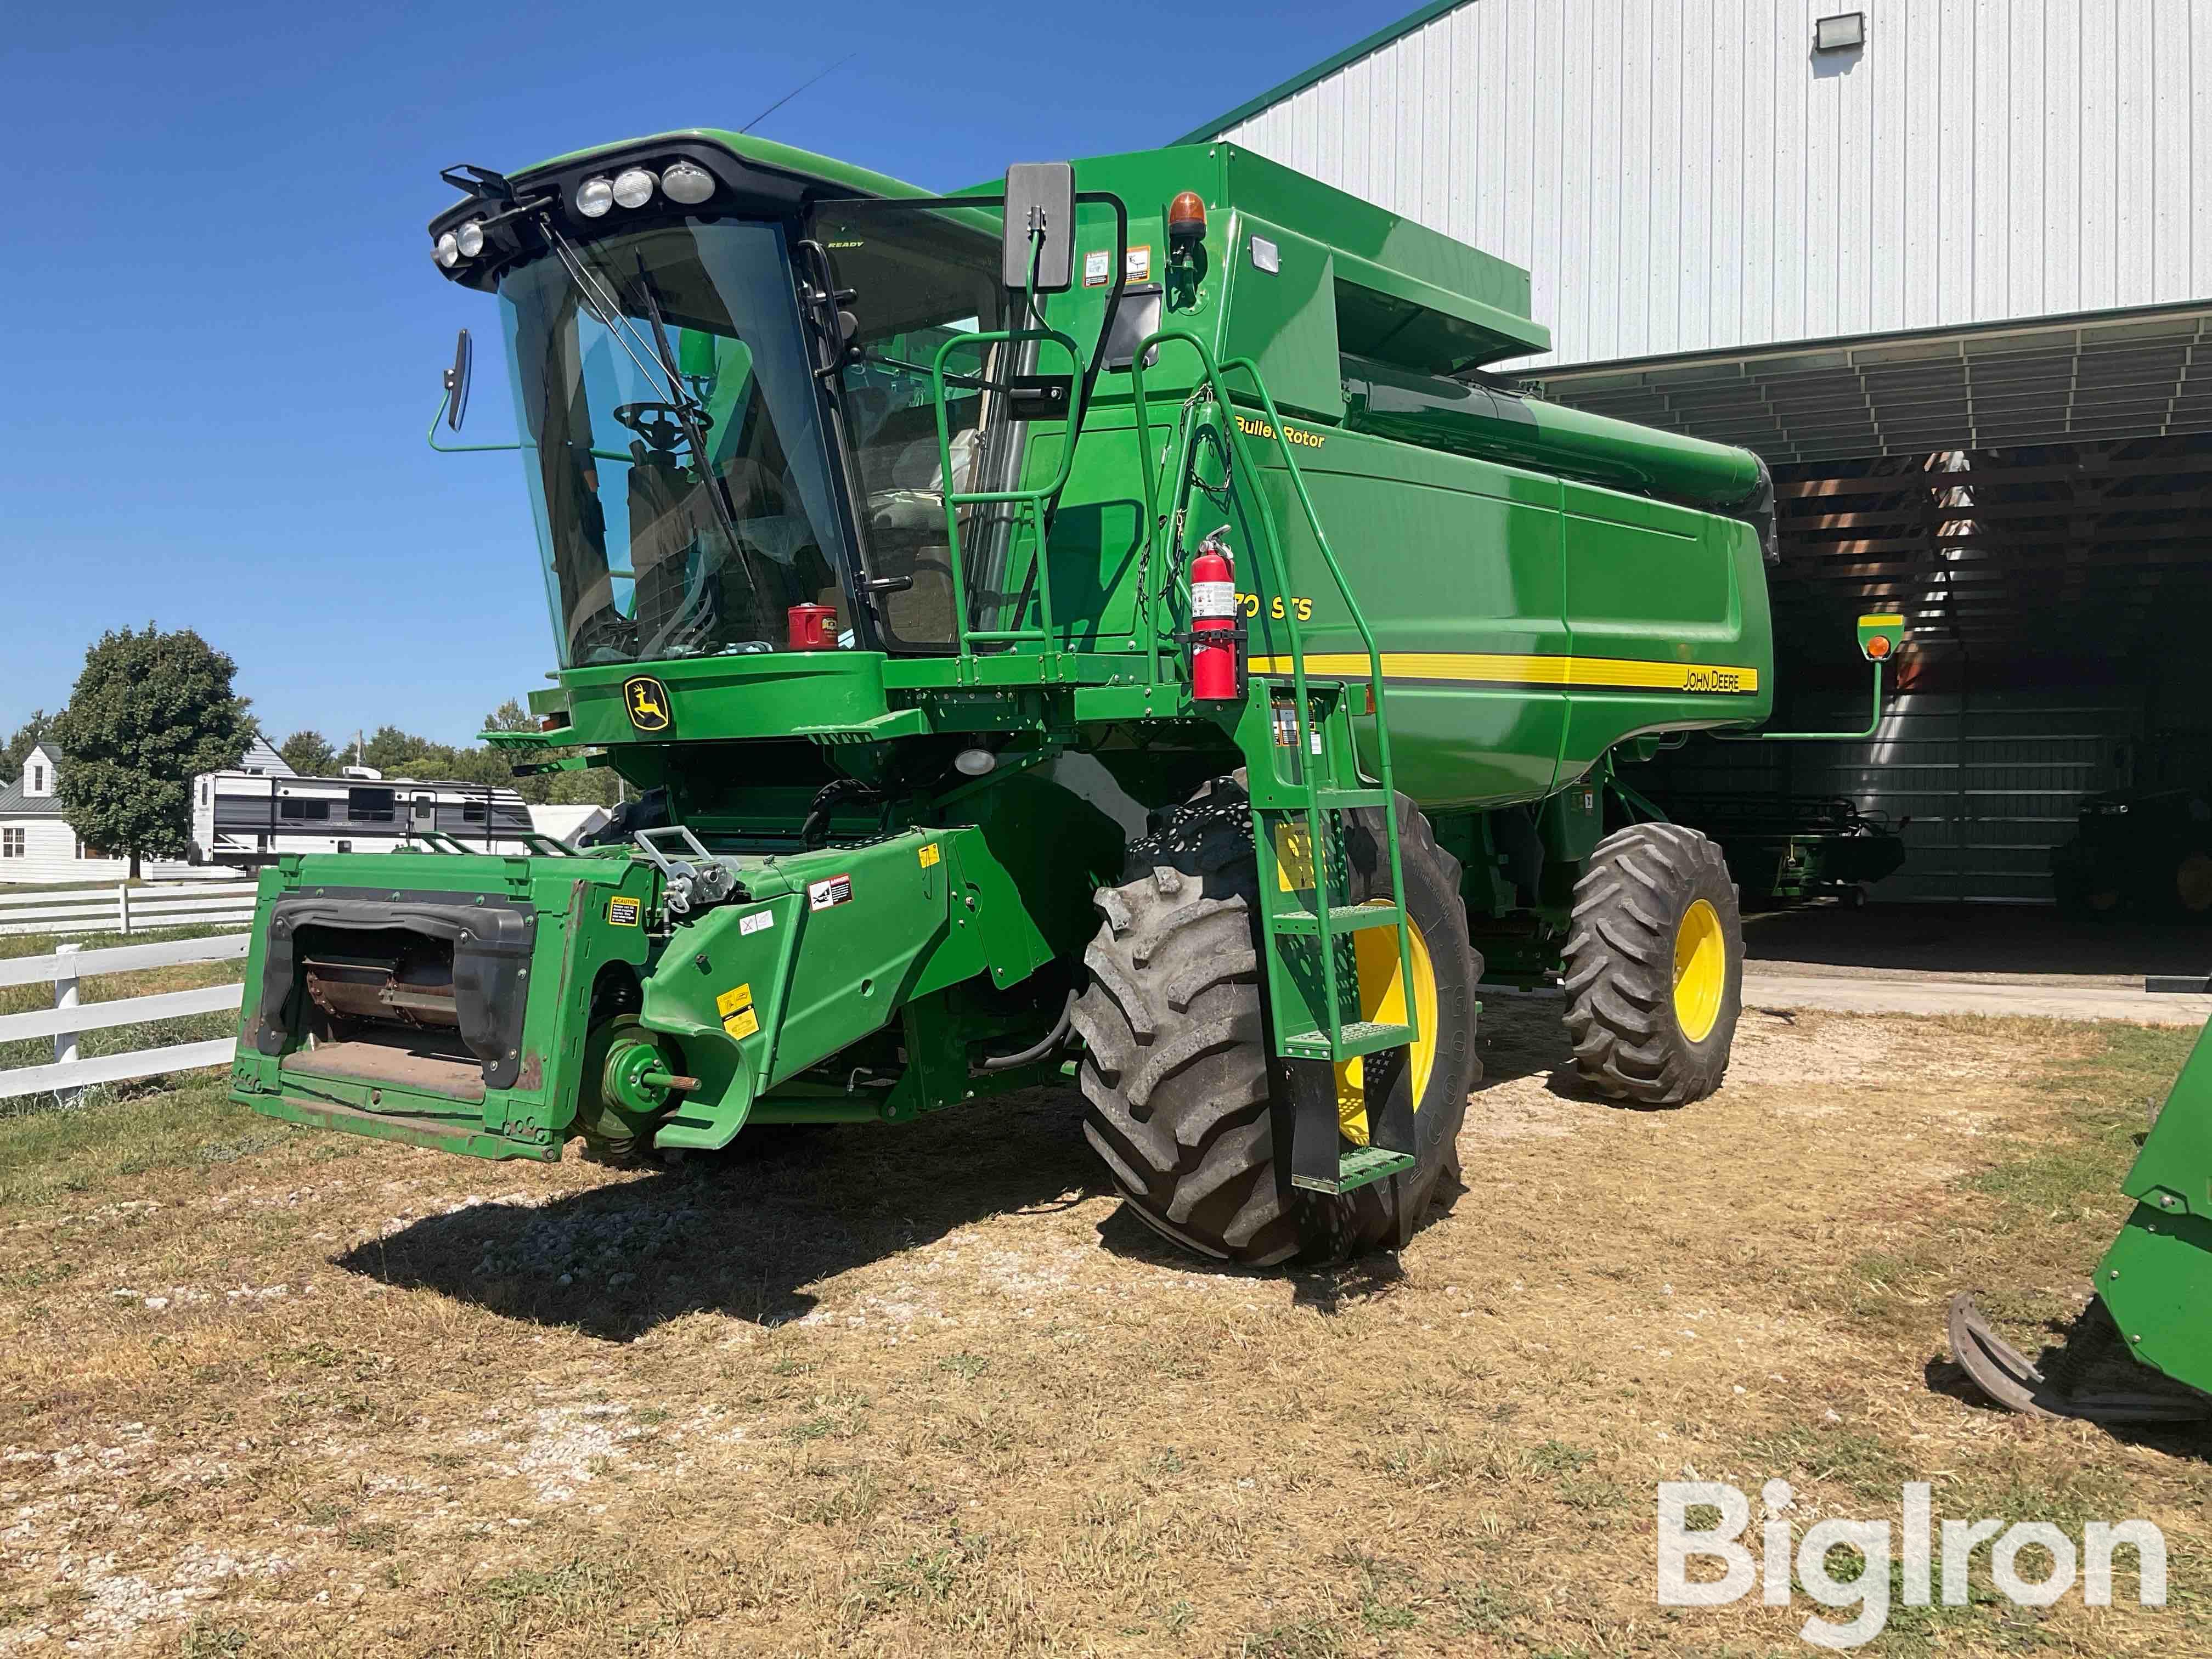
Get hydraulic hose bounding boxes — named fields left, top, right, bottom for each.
left=977, top=988, right=1078, bottom=1071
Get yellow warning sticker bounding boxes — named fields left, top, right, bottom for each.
left=918, top=842, right=941, bottom=868
left=715, top=984, right=754, bottom=1019
left=606, top=895, right=641, bottom=927
left=723, top=1007, right=760, bottom=1041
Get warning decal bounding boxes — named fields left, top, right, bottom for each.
left=808, top=874, right=854, bottom=911
left=717, top=983, right=759, bottom=1041
left=606, top=896, right=641, bottom=927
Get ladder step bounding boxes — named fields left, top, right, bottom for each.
left=1272, top=901, right=1403, bottom=936
left=1311, top=788, right=1388, bottom=808
left=1281, top=1020, right=1416, bottom=1062
left=1291, top=1144, right=1418, bottom=1196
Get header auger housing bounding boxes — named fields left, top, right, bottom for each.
left=229, top=129, right=1846, bottom=1264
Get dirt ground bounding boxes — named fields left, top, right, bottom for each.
left=2, top=997, right=2209, bottom=1657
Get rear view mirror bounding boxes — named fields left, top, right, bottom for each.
left=443, top=329, right=472, bottom=431
left=1002, top=162, right=1075, bottom=293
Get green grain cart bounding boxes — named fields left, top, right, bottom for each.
left=228, top=131, right=1859, bottom=1265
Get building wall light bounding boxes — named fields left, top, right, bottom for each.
left=1815, top=12, right=1866, bottom=52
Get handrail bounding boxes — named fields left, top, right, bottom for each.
left=928, top=320, right=1088, bottom=658
left=1127, top=329, right=1417, bottom=1058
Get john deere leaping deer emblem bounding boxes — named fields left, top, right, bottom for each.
left=623, top=675, right=672, bottom=733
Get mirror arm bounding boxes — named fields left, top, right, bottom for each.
left=1717, top=659, right=1887, bottom=743
left=425, top=386, right=525, bottom=454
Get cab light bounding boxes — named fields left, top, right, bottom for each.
left=662, top=161, right=715, bottom=205
left=455, top=221, right=485, bottom=258
left=575, top=176, right=614, bottom=217
left=613, top=168, right=656, bottom=209
left=433, top=230, right=460, bottom=268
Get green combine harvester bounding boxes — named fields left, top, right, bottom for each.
left=228, top=129, right=1893, bottom=1264
left=1952, top=1025, right=2212, bottom=1423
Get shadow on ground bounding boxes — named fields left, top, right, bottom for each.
left=336, top=1085, right=1102, bottom=1341
left=1475, top=993, right=1662, bottom=1107
left=1744, top=902, right=2211, bottom=978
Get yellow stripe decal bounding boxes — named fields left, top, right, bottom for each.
left=1248, top=652, right=1762, bottom=695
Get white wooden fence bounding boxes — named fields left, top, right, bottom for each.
left=0, top=934, right=246, bottom=1102
left=0, top=881, right=257, bottom=939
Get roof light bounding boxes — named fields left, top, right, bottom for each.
left=613, top=168, right=656, bottom=209
left=433, top=230, right=460, bottom=268
left=455, top=221, right=484, bottom=258
left=575, top=176, right=614, bottom=218
left=662, top=161, right=715, bottom=205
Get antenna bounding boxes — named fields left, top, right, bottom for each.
left=740, top=52, right=858, bottom=135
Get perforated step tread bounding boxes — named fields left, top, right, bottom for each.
left=1291, top=1144, right=1417, bottom=1195
left=1280, top=1020, right=1415, bottom=1061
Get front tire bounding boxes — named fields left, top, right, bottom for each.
left=1562, top=822, right=1742, bottom=1105
left=1074, top=775, right=1481, bottom=1266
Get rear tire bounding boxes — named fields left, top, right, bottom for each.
left=1074, top=775, right=1481, bottom=1266
left=1562, top=822, right=1742, bottom=1105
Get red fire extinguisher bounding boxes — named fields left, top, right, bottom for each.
left=1188, top=530, right=1243, bottom=703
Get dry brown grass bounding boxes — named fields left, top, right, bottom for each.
left=2, top=1002, right=2209, bottom=1656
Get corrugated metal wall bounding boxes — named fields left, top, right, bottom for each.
left=1214, top=0, right=2212, bottom=370
left=1639, top=691, right=2141, bottom=902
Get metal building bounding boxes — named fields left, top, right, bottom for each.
left=1186, top=0, right=2212, bottom=906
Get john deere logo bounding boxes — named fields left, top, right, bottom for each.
left=623, top=675, right=672, bottom=733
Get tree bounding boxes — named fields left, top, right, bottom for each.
left=1, top=711, right=54, bottom=785
left=276, top=729, right=338, bottom=777
left=51, top=627, right=252, bottom=878
left=360, top=724, right=437, bottom=777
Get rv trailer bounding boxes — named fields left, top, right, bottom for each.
left=188, top=768, right=541, bottom=868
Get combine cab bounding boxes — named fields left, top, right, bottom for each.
left=227, top=131, right=1877, bottom=1264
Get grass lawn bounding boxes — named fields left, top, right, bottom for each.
left=0, top=1002, right=2205, bottom=1655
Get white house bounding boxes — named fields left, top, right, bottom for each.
left=0, top=736, right=287, bottom=884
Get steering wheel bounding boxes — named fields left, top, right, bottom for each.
left=613, top=401, right=712, bottom=453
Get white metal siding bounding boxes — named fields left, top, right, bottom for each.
left=1216, top=0, right=2212, bottom=369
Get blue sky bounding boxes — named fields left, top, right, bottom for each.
left=0, top=2, right=1407, bottom=746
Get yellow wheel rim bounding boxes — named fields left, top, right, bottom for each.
left=1336, top=917, right=1439, bottom=1146
left=1672, top=899, right=1726, bottom=1043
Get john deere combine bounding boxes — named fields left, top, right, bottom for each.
left=228, top=131, right=1875, bottom=1265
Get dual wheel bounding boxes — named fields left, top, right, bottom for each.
left=1075, top=780, right=1743, bottom=1265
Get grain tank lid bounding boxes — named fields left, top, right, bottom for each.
left=1340, top=353, right=1776, bottom=556
left=1212, top=143, right=1551, bottom=369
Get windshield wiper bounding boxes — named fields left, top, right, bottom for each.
left=529, top=212, right=776, bottom=634
left=624, top=255, right=771, bottom=608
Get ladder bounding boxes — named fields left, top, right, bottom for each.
left=1131, top=336, right=1421, bottom=1199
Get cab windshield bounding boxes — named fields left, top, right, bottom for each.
left=499, top=219, right=847, bottom=665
